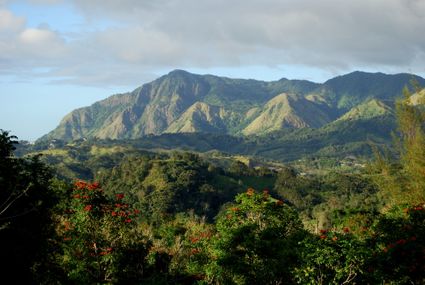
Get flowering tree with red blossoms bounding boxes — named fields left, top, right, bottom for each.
left=371, top=203, right=425, bottom=283
left=57, top=181, right=147, bottom=283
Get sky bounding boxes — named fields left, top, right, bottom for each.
left=1, top=0, right=425, bottom=141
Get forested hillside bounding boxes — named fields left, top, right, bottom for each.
left=1, top=86, right=424, bottom=284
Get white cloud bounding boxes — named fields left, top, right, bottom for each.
left=0, top=9, right=67, bottom=77
left=1, top=0, right=425, bottom=86
left=0, top=9, right=25, bottom=31
left=20, top=28, right=55, bottom=43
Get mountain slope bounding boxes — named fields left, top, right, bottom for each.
left=336, top=99, right=394, bottom=121
left=44, top=92, right=139, bottom=141
left=165, top=102, right=228, bottom=133
left=41, top=70, right=425, bottom=142
left=242, top=93, right=332, bottom=135
left=316, top=71, right=425, bottom=110
left=410, top=89, right=425, bottom=106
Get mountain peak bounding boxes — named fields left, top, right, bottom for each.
left=167, top=69, right=193, bottom=77
left=325, top=71, right=381, bottom=83
left=327, top=70, right=422, bottom=83
left=40, top=70, right=425, bottom=142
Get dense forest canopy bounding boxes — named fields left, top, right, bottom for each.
left=1, top=86, right=424, bottom=284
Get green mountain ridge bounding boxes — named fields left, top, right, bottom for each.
left=165, top=102, right=228, bottom=133
left=242, top=93, right=333, bottom=135
left=40, top=70, right=425, bottom=142
left=336, top=99, right=394, bottom=121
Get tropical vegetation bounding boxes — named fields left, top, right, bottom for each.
left=1, top=76, right=424, bottom=284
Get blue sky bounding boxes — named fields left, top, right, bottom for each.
left=1, top=0, right=425, bottom=141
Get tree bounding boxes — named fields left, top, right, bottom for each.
left=0, top=130, right=56, bottom=283
left=54, top=181, right=148, bottom=283
left=0, top=130, right=19, bottom=219
left=206, top=188, right=304, bottom=284
left=395, top=86, right=425, bottom=202
left=373, top=86, right=425, bottom=205
left=294, top=229, right=371, bottom=284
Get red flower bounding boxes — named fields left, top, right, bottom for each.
left=111, top=211, right=117, bottom=216
left=396, top=239, right=407, bottom=245
left=332, top=236, right=338, bottom=242
left=320, top=229, right=327, bottom=234
left=133, top=209, right=140, bottom=215
left=63, top=221, right=71, bottom=231
left=343, top=227, right=350, bottom=233
left=73, top=194, right=81, bottom=199
left=115, top=203, right=122, bottom=208
left=276, top=200, right=284, bottom=206
left=320, top=235, right=327, bottom=239
left=74, top=180, right=87, bottom=190
left=84, top=205, right=93, bottom=212
left=63, top=237, right=72, bottom=241
left=88, top=182, right=100, bottom=190
left=191, top=248, right=200, bottom=255
left=231, top=207, right=240, bottom=212
left=115, top=193, right=125, bottom=200
left=82, top=195, right=89, bottom=199
left=190, top=237, right=200, bottom=243
left=124, top=218, right=132, bottom=223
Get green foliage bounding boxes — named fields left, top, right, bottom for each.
left=294, top=229, right=371, bottom=284
left=98, top=152, right=274, bottom=223
left=27, top=116, right=395, bottom=172
left=370, top=204, right=425, bottom=284
left=274, top=166, right=321, bottom=210
left=395, top=87, right=425, bottom=200
left=227, top=160, right=252, bottom=176
left=372, top=85, right=425, bottom=205
left=152, top=213, right=215, bottom=283
left=206, top=189, right=303, bottom=284
left=52, top=181, right=149, bottom=284
left=0, top=130, right=57, bottom=283
left=273, top=167, right=380, bottom=232
left=5, top=79, right=425, bottom=283
left=0, top=129, right=18, bottom=158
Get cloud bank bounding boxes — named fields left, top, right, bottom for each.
left=1, top=0, right=425, bottom=86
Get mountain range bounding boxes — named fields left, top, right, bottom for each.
left=41, top=70, right=425, bottom=143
